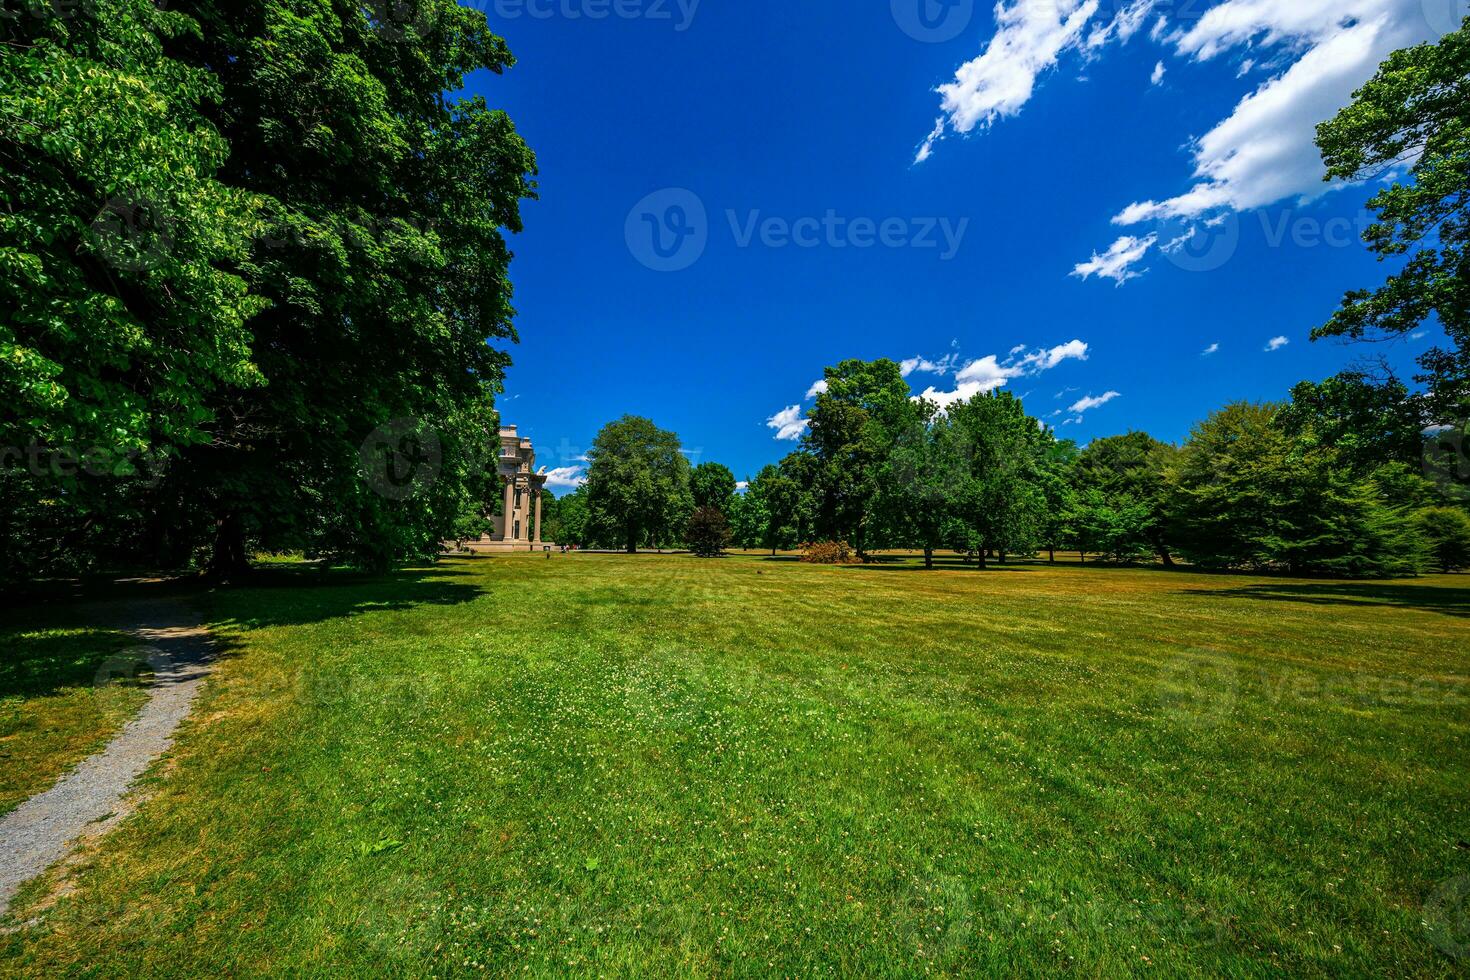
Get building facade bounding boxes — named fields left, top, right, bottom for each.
left=468, top=425, right=550, bottom=552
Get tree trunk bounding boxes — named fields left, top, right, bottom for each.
left=207, top=511, right=250, bottom=582
left=1048, top=547, right=1056, bottom=563
left=1079, top=550, right=1085, bottom=564
left=977, top=550, right=988, bottom=570
left=999, top=550, right=1008, bottom=564
left=1159, top=548, right=1176, bottom=567
left=626, top=525, right=637, bottom=554
left=924, top=546, right=934, bottom=570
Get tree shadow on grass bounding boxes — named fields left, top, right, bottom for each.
left=0, top=625, right=141, bottom=702
left=0, top=561, right=491, bottom=700
left=1182, top=582, right=1470, bottom=619
left=201, top=562, right=491, bottom=634
left=842, top=557, right=1035, bottom=573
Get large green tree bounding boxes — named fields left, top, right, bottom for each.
left=1314, top=17, right=1469, bottom=421
left=743, top=464, right=799, bottom=555
left=1169, top=403, right=1425, bottom=576
left=878, top=399, right=967, bottom=569
left=690, top=461, right=738, bottom=514
left=584, top=416, right=692, bottom=553
left=944, top=391, right=1047, bottom=567
left=803, top=359, right=912, bottom=557
left=1071, top=432, right=1178, bottom=564
left=1, top=0, right=266, bottom=579
left=159, top=0, right=537, bottom=575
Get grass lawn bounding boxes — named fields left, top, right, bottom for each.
left=1, top=553, right=1467, bottom=975
left=0, top=612, right=150, bottom=819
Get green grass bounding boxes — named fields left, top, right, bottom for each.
left=1, top=554, right=1467, bottom=975
left=0, top=614, right=150, bottom=818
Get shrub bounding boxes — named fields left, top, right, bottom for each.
left=801, top=540, right=861, bottom=564
left=1418, top=507, right=1470, bottom=572
left=687, top=506, right=732, bottom=558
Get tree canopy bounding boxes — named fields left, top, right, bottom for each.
left=584, top=416, right=692, bottom=553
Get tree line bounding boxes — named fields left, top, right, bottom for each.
left=548, top=365, right=1469, bottom=576
left=2, top=0, right=536, bottom=582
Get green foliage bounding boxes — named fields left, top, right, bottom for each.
left=1, top=0, right=268, bottom=579
left=1278, top=371, right=1428, bottom=475
left=804, top=359, right=914, bottom=556
left=1, top=0, right=537, bottom=579
left=690, top=462, right=737, bottom=514
left=1417, top=506, right=1470, bottom=571
left=584, top=416, right=692, bottom=553
left=742, top=464, right=799, bottom=554
left=552, top=486, right=591, bottom=547
left=1169, top=403, right=1426, bottom=576
left=1314, top=18, right=1470, bottom=420
left=1071, top=432, right=1178, bottom=563
left=686, top=506, right=732, bottom=558
left=878, top=399, right=967, bottom=567
left=161, top=0, right=536, bottom=574
left=943, top=391, right=1048, bottom=564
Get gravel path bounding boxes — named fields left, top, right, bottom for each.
left=0, top=598, right=215, bottom=917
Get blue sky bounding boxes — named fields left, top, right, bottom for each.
left=465, top=0, right=1460, bottom=490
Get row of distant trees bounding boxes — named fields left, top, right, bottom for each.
left=547, top=364, right=1470, bottom=576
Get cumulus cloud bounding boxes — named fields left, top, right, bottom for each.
left=767, top=404, right=809, bottom=441
left=543, top=466, right=587, bottom=491
left=805, top=379, right=829, bottom=399
left=1151, top=60, right=1166, bottom=84
left=1264, top=335, right=1289, bottom=351
left=1071, top=235, right=1157, bottom=284
left=1202, top=342, right=1220, bottom=355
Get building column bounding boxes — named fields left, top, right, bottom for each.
left=533, top=489, right=543, bottom=545
left=502, top=475, right=515, bottom=542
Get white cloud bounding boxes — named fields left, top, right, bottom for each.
left=1071, top=234, right=1157, bottom=284
left=916, top=0, right=1105, bottom=163
left=766, top=404, right=808, bottom=441
left=900, top=354, right=959, bottom=377
left=1264, top=335, right=1289, bottom=351
left=1018, top=339, right=1090, bottom=371
left=1151, top=60, right=1166, bottom=84
left=805, top=378, right=829, bottom=399
left=543, top=466, right=586, bottom=491
left=922, top=1, right=1444, bottom=283
left=918, top=339, right=1090, bottom=407
left=1069, top=390, right=1121, bottom=413
left=1202, top=342, right=1220, bottom=355
left=735, top=481, right=749, bottom=492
